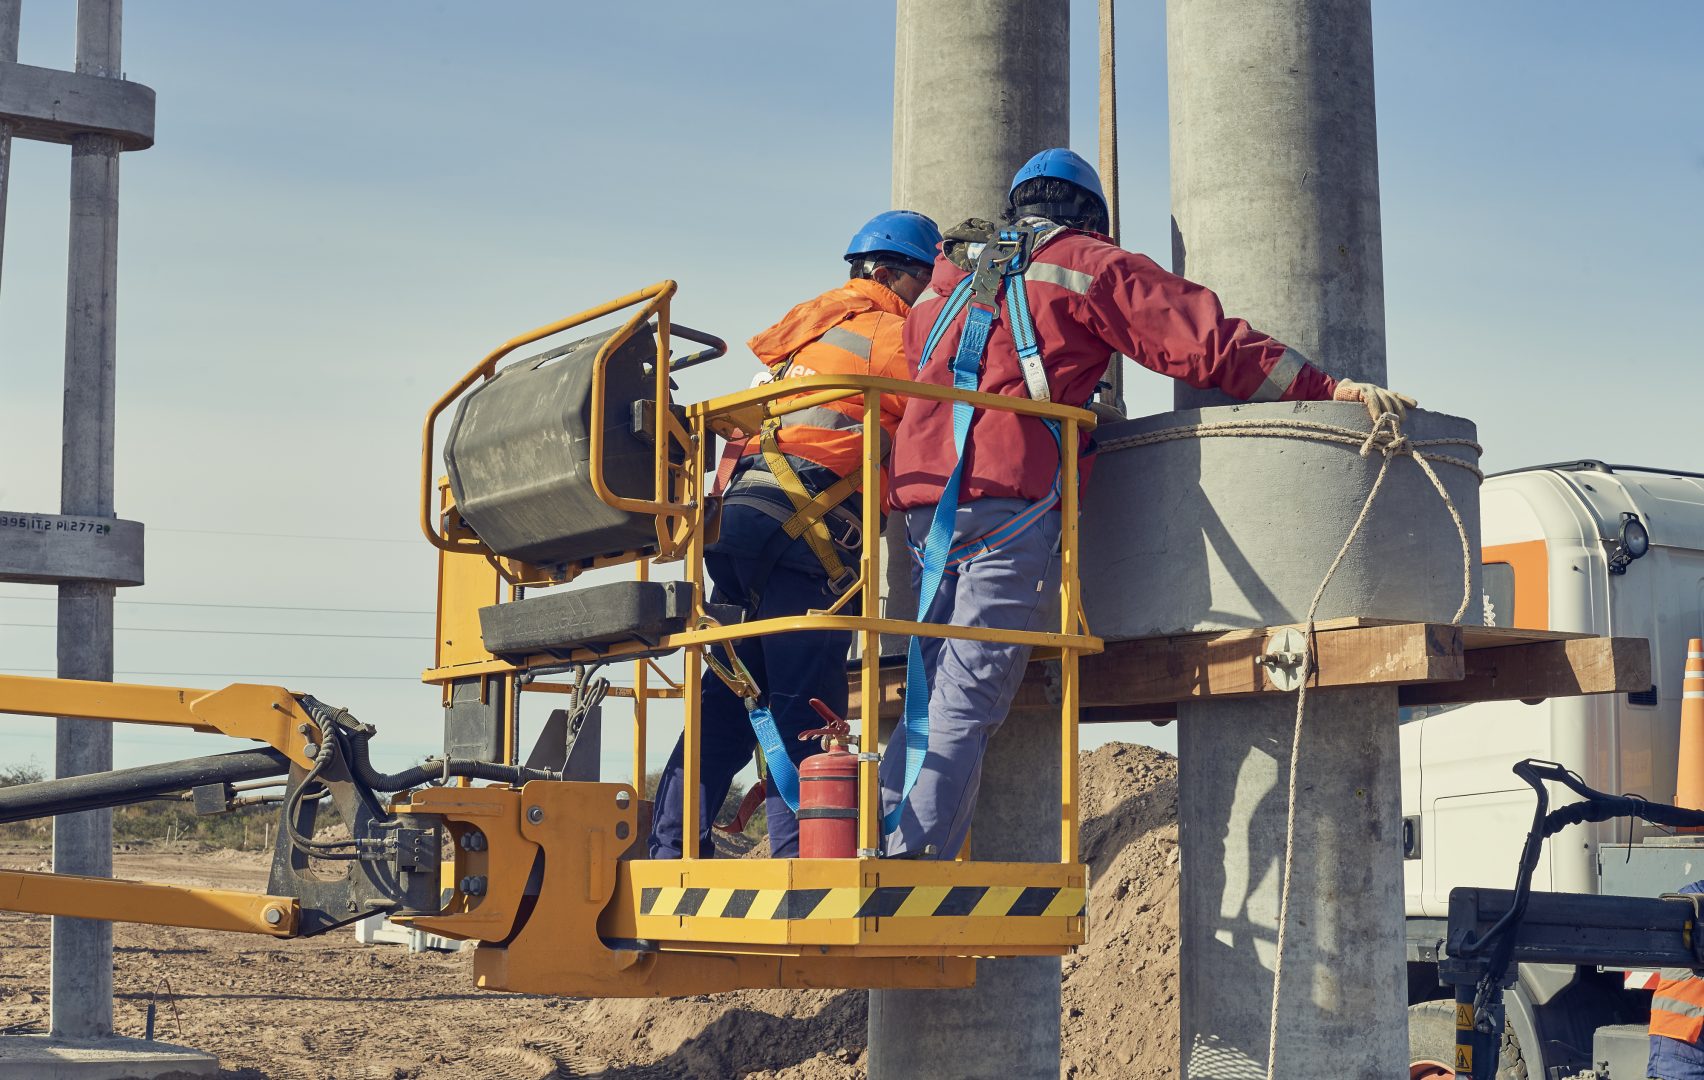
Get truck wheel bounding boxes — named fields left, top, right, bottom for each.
left=1408, top=1000, right=1529, bottom=1079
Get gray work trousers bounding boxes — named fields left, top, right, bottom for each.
left=880, top=496, right=1062, bottom=858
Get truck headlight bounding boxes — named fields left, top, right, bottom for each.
left=1608, top=512, right=1650, bottom=575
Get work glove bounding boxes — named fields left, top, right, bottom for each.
left=1333, top=379, right=1418, bottom=424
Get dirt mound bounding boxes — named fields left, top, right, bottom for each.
left=1063, top=742, right=1181, bottom=1078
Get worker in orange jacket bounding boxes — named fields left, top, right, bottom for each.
left=648, top=210, right=942, bottom=859
left=1650, top=879, right=1704, bottom=1078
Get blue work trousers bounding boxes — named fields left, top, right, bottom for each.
left=880, top=497, right=1062, bottom=859
left=647, top=502, right=856, bottom=859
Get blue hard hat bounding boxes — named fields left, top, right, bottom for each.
left=1009, top=147, right=1107, bottom=206
left=844, top=210, right=942, bottom=266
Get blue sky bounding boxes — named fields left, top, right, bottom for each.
left=1, top=2, right=1699, bottom=777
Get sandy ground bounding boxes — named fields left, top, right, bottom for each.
left=0, top=743, right=1180, bottom=1079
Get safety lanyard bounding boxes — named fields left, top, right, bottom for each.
left=886, top=229, right=1062, bottom=838
left=704, top=642, right=801, bottom=813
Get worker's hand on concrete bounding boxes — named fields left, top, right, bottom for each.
left=1333, top=379, right=1417, bottom=424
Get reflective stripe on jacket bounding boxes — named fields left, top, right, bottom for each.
left=1653, top=969, right=1704, bottom=1043
left=739, top=278, right=912, bottom=487
left=1649, top=879, right=1704, bottom=1080
left=889, top=226, right=1337, bottom=510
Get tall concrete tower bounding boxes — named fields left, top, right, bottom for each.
left=871, top=3, right=1070, bottom=1077
left=1165, top=0, right=1408, bottom=1074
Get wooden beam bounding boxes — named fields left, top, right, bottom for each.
left=1013, top=621, right=1465, bottom=710
left=1398, top=636, right=1650, bottom=709
left=844, top=624, right=1648, bottom=726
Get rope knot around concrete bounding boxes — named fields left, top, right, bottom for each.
left=1358, top=412, right=1410, bottom=459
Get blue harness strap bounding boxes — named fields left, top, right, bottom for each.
left=747, top=704, right=800, bottom=812
left=705, top=644, right=802, bottom=812
left=884, top=228, right=1059, bottom=839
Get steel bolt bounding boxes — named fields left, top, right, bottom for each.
left=297, top=723, right=313, bottom=735
left=526, top=806, right=544, bottom=824
left=614, top=791, right=631, bottom=809
left=458, top=830, right=487, bottom=852
left=458, top=875, right=488, bottom=896
left=302, top=742, right=320, bottom=758
left=263, top=906, right=284, bottom=926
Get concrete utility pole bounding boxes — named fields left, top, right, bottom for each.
left=1165, top=0, right=1407, bottom=1074
left=1169, top=0, right=1386, bottom=401
left=0, top=2, right=210, bottom=1074
left=53, top=0, right=125, bottom=1041
left=0, top=0, right=18, bottom=286
left=871, top=2, right=1069, bottom=1078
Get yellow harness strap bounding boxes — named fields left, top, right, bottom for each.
left=757, top=417, right=856, bottom=591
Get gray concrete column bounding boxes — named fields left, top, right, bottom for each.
left=51, top=0, right=124, bottom=1042
left=1168, top=0, right=1385, bottom=399
left=891, top=0, right=1070, bottom=229
left=1178, top=690, right=1408, bottom=1076
left=1163, top=0, right=1406, bottom=1074
left=868, top=708, right=1061, bottom=1078
left=0, top=0, right=20, bottom=289
left=875, top=5, right=1069, bottom=1076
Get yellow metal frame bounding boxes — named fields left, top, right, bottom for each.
left=0, top=675, right=314, bottom=768
left=423, top=361, right=1102, bottom=870
left=415, top=288, right=1102, bottom=958
left=0, top=869, right=299, bottom=937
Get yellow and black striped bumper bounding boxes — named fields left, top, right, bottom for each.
left=608, top=858, right=1088, bottom=956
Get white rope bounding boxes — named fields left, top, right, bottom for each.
left=1102, top=411, right=1478, bottom=1077
left=1250, top=412, right=1476, bottom=1078
left=1097, top=415, right=1484, bottom=480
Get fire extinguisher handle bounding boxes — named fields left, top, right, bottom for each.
left=799, top=698, right=853, bottom=748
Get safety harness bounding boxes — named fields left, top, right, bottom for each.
left=755, top=420, right=861, bottom=594
left=704, top=333, right=879, bottom=819
left=884, top=221, right=1067, bottom=838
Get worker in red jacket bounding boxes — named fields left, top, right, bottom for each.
left=879, top=148, right=1414, bottom=858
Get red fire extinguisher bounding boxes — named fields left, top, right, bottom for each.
left=796, top=698, right=859, bottom=859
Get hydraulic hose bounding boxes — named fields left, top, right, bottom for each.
left=0, top=747, right=291, bottom=824
left=336, top=723, right=560, bottom=792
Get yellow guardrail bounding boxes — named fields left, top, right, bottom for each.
left=421, top=291, right=1101, bottom=867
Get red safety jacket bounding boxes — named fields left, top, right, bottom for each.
left=889, top=226, right=1338, bottom=510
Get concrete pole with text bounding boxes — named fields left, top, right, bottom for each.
left=52, top=0, right=123, bottom=1041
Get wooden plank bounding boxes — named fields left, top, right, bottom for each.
left=1013, top=621, right=1464, bottom=710
left=1080, top=704, right=1174, bottom=724
left=845, top=665, right=905, bottom=723
left=1456, top=624, right=1592, bottom=650
left=845, top=624, right=1647, bottom=724
left=1399, top=636, right=1650, bottom=708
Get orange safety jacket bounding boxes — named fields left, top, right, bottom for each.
left=1652, top=967, right=1704, bottom=1043
left=733, top=278, right=912, bottom=498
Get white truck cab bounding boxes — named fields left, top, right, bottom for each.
left=1403, top=462, right=1704, bottom=1078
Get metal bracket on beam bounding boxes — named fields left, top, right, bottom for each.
left=0, top=511, right=144, bottom=586
left=0, top=61, right=155, bottom=150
